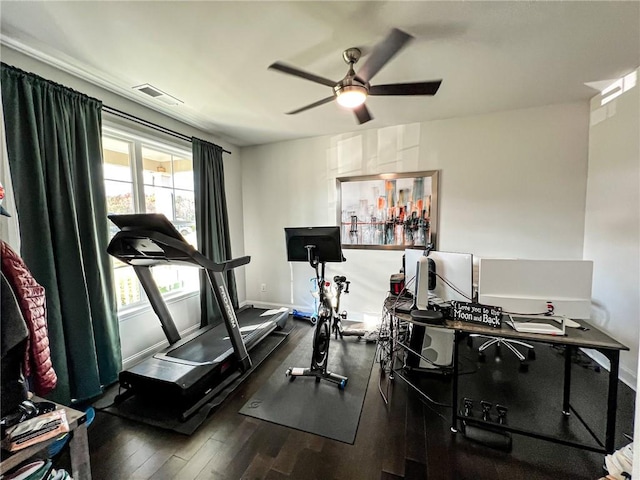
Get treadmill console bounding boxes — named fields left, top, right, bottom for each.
left=107, top=213, right=195, bottom=266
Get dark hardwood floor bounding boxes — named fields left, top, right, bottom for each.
left=58, top=320, right=634, bottom=480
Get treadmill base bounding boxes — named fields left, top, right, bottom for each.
left=106, top=328, right=291, bottom=433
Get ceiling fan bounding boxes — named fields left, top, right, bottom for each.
left=268, top=28, right=442, bottom=125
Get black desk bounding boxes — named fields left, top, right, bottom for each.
left=383, top=299, right=629, bottom=454
left=447, top=318, right=628, bottom=453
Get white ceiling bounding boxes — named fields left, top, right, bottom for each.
left=1, top=1, right=638, bottom=147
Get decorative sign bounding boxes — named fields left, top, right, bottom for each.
left=451, top=301, right=502, bottom=328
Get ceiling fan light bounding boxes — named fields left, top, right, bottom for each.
left=336, top=85, right=367, bottom=108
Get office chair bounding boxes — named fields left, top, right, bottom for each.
left=467, top=335, right=535, bottom=372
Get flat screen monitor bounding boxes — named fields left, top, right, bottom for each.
left=428, top=251, right=474, bottom=303
left=284, top=226, right=344, bottom=263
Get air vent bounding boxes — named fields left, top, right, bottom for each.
left=132, top=84, right=183, bottom=106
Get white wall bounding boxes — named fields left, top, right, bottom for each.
left=241, top=102, right=590, bottom=324
left=583, top=70, right=639, bottom=387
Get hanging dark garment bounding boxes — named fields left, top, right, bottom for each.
left=1, top=272, right=29, bottom=416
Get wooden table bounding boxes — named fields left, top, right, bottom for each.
left=0, top=399, right=91, bottom=479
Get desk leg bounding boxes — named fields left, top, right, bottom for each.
left=451, top=331, right=460, bottom=433
left=69, top=423, right=92, bottom=480
left=562, top=346, right=573, bottom=415
left=604, top=349, right=620, bottom=453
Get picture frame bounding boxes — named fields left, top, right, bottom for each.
left=336, top=170, right=439, bottom=250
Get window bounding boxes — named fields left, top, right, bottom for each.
left=102, top=127, right=199, bottom=311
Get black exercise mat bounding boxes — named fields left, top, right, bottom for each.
left=93, top=329, right=291, bottom=435
left=239, top=325, right=377, bottom=444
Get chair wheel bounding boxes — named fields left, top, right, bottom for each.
left=519, top=362, right=529, bottom=373
left=478, top=352, right=486, bottom=362
left=528, top=349, right=536, bottom=360
left=466, top=336, right=474, bottom=348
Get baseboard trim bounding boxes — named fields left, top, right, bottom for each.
left=122, top=323, right=200, bottom=370
left=582, top=348, right=637, bottom=391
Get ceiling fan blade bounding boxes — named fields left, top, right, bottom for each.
left=269, top=62, right=337, bottom=87
left=369, top=80, right=442, bottom=96
left=286, top=95, right=335, bottom=115
left=356, top=28, right=413, bottom=83
left=353, top=104, right=372, bottom=124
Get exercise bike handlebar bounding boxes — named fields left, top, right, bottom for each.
left=333, top=275, right=350, bottom=294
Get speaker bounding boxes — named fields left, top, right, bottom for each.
left=419, top=326, right=454, bottom=369
left=407, top=324, right=454, bottom=370
left=415, top=256, right=436, bottom=309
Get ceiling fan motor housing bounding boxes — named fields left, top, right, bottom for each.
left=342, top=47, right=362, bottom=65
left=334, top=78, right=368, bottom=96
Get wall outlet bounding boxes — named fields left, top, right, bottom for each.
left=260, top=283, right=267, bottom=292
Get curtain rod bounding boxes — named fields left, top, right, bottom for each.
left=102, top=105, right=231, bottom=155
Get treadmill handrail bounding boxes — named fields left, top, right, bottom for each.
left=192, top=251, right=251, bottom=272
left=108, top=229, right=250, bottom=272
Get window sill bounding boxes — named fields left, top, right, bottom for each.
left=117, top=289, right=199, bottom=322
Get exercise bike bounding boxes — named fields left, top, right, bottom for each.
left=329, top=276, right=368, bottom=340
left=284, top=226, right=349, bottom=389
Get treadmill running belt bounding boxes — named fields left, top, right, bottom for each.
left=165, top=324, right=232, bottom=364
left=165, top=308, right=281, bottom=364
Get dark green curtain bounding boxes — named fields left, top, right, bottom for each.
left=1, top=63, right=121, bottom=404
left=192, top=137, right=238, bottom=327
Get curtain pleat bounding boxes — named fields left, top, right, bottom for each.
left=192, top=137, right=238, bottom=327
left=1, top=63, right=121, bottom=404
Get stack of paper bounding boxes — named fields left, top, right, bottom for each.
left=506, top=314, right=566, bottom=335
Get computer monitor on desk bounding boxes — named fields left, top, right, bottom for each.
left=415, top=251, right=474, bottom=309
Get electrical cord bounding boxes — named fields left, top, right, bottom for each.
left=434, top=272, right=472, bottom=301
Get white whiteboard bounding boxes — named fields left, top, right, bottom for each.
left=478, top=259, right=593, bottom=319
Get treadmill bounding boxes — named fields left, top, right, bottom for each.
left=106, top=213, right=289, bottom=420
